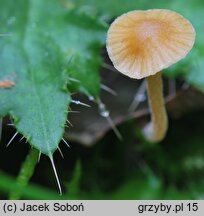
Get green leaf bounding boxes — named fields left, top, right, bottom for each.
left=111, top=175, right=162, bottom=200
left=0, top=0, right=106, bottom=155
left=67, top=160, right=82, bottom=197
left=74, top=0, right=169, bottom=17
left=185, top=56, right=204, bottom=91
left=35, top=7, right=107, bottom=97
left=63, top=10, right=106, bottom=96
left=0, top=171, right=74, bottom=200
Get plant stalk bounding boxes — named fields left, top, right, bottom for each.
left=9, top=148, right=39, bottom=200
left=143, top=72, right=168, bottom=142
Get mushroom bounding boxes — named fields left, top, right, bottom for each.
left=106, top=9, right=195, bottom=142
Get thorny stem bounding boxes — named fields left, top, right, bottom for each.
left=143, top=72, right=168, bottom=142
left=9, top=148, right=39, bottom=200
left=97, top=98, right=122, bottom=140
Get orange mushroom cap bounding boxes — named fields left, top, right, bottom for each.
left=106, top=9, right=196, bottom=79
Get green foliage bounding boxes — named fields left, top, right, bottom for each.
left=0, top=0, right=106, bottom=155
left=1, top=0, right=204, bottom=200
left=9, top=148, right=39, bottom=199
left=1, top=111, right=204, bottom=199
left=0, top=171, right=65, bottom=200
left=67, top=160, right=82, bottom=197
left=1, top=0, right=204, bottom=155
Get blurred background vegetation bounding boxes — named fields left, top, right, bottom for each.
left=1, top=0, right=204, bottom=200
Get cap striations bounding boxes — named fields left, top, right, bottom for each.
left=106, top=9, right=196, bottom=79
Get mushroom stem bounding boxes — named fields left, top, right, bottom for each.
left=143, top=72, right=168, bottom=142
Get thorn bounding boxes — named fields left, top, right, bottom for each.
left=106, top=115, right=123, bottom=141
left=66, top=120, right=73, bottom=127
left=7, top=132, right=18, bottom=147
left=98, top=101, right=123, bottom=141
left=62, top=138, right=70, bottom=148
left=49, top=156, right=62, bottom=195
left=101, top=84, right=117, bottom=96
left=19, top=136, right=25, bottom=142
left=38, top=152, right=42, bottom=163
left=7, top=123, right=14, bottom=126
left=88, top=95, right=95, bottom=101
left=68, top=77, right=80, bottom=83
left=58, top=147, right=64, bottom=159
left=68, top=110, right=80, bottom=114
left=102, top=62, right=118, bottom=72
left=71, top=100, right=91, bottom=108
left=128, top=80, right=147, bottom=112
